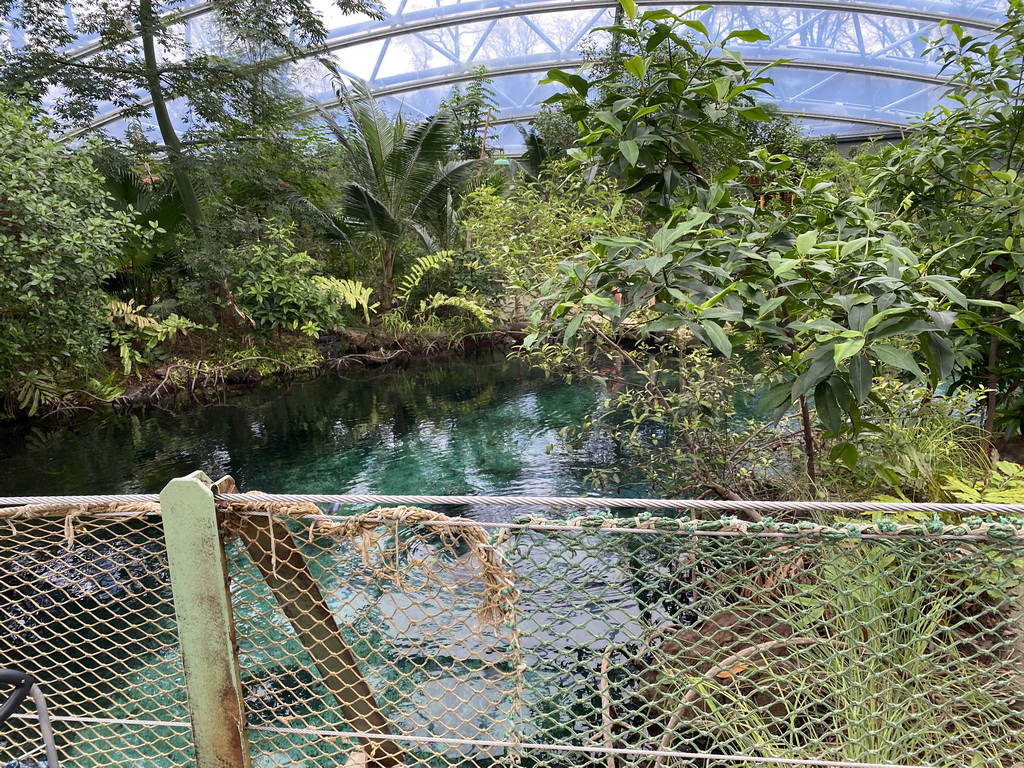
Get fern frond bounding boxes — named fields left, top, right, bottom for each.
left=314, top=277, right=379, bottom=323
left=417, top=293, right=492, bottom=327
left=395, top=251, right=454, bottom=303
left=107, top=299, right=159, bottom=328
left=16, top=371, right=60, bottom=416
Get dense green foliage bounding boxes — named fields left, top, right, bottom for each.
left=3, top=0, right=1024, bottom=515
left=439, top=67, right=501, bottom=161
left=864, top=4, right=1024, bottom=437
left=464, top=161, right=642, bottom=319
left=544, top=2, right=775, bottom=214
left=229, top=223, right=376, bottom=337
left=0, top=0, right=383, bottom=235
left=519, top=0, right=1024, bottom=502
left=0, top=98, right=132, bottom=404
left=319, top=81, right=480, bottom=310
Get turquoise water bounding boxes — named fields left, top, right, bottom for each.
left=0, top=352, right=639, bottom=767
left=0, top=351, right=611, bottom=502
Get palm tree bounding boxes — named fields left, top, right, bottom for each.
left=319, top=81, right=478, bottom=310
left=94, top=150, right=187, bottom=307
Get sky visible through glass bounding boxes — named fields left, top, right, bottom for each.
left=5, top=0, right=1010, bottom=149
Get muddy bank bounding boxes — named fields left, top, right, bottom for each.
left=108, top=327, right=525, bottom=412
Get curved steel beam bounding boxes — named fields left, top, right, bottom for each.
left=65, top=2, right=216, bottom=61
left=63, top=0, right=1001, bottom=62
left=53, top=0, right=986, bottom=136
left=483, top=107, right=909, bottom=131
left=61, top=51, right=947, bottom=138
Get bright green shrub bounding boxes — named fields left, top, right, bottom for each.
left=0, top=96, right=133, bottom=405
left=462, top=161, right=642, bottom=318
left=230, top=223, right=376, bottom=336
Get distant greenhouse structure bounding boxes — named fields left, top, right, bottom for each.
left=2, top=0, right=1011, bottom=152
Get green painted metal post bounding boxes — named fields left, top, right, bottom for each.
left=161, top=471, right=252, bottom=768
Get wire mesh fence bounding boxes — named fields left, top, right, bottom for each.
left=1, top=491, right=1023, bottom=768
left=0, top=514, right=192, bottom=767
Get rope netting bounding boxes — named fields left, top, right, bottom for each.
left=1, top=493, right=1023, bottom=768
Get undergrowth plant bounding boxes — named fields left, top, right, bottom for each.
left=822, top=380, right=989, bottom=504
left=106, top=299, right=203, bottom=376
left=230, top=223, right=376, bottom=337
left=942, top=461, right=1024, bottom=505
left=379, top=252, right=493, bottom=346
left=663, top=549, right=1023, bottom=766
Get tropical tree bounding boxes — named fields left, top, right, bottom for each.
left=542, top=0, right=775, bottom=216
left=0, top=97, right=137, bottom=412
left=0, top=0, right=383, bottom=235
left=862, top=2, right=1024, bottom=440
left=523, top=164, right=966, bottom=489
left=438, top=66, right=500, bottom=161
left=319, top=81, right=479, bottom=310
left=93, top=148, right=188, bottom=306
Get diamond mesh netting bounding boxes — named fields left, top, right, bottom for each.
left=234, top=512, right=1024, bottom=768
left=1, top=497, right=1022, bottom=768
left=0, top=514, right=192, bottom=766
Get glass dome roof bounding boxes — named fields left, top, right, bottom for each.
left=11, top=0, right=1011, bottom=152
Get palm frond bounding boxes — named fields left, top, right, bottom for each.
left=411, top=158, right=479, bottom=221
left=340, top=181, right=403, bottom=241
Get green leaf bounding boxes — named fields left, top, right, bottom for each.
left=643, top=253, right=673, bottom=276
left=815, top=381, right=843, bottom=436
left=540, top=69, right=590, bottom=95
left=581, top=294, right=618, bottom=308
left=623, top=55, right=646, bottom=80
left=921, top=275, right=968, bottom=307
left=920, top=331, right=954, bottom=385
left=795, top=230, right=817, bottom=255
left=619, top=139, right=640, bottom=166
left=595, top=111, right=624, bottom=133
left=829, top=442, right=860, bottom=469
left=698, top=282, right=738, bottom=311
left=833, top=335, right=865, bottom=364
left=715, top=165, right=740, bottom=183
left=645, top=315, right=686, bottom=332
left=871, top=343, right=925, bottom=379
left=563, top=313, right=584, bottom=345
left=640, top=9, right=677, bottom=21
left=756, top=383, right=792, bottom=417
left=757, top=296, right=787, bottom=318
left=618, top=0, right=638, bottom=19
left=839, top=238, right=870, bottom=257
left=700, top=320, right=732, bottom=357
left=737, top=106, right=771, bottom=121
left=849, top=355, right=872, bottom=405
left=793, top=348, right=837, bottom=398
left=848, top=303, right=873, bottom=333
left=725, top=28, right=771, bottom=43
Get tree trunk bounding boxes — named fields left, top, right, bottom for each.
left=985, top=307, right=1003, bottom=449
left=138, top=0, right=205, bottom=236
left=380, top=247, right=394, bottom=312
left=799, top=394, right=817, bottom=490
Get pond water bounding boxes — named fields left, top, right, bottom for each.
left=0, top=351, right=653, bottom=768
left=0, top=350, right=615, bottom=502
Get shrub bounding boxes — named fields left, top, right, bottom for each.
left=229, top=222, right=376, bottom=337
left=0, top=96, right=135, bottom=408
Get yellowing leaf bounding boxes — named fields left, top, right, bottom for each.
left=715, top=662, right=750, bottom=680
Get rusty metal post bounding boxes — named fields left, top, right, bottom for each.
left=214, top=476, right=403, bottom=767
left=161, top=471, right=252, bottom=768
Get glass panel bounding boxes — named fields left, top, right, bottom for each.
left=39, top=0, right=1013, bottom=139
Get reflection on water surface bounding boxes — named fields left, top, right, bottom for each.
left=0, top=351, right=614, bottom=501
